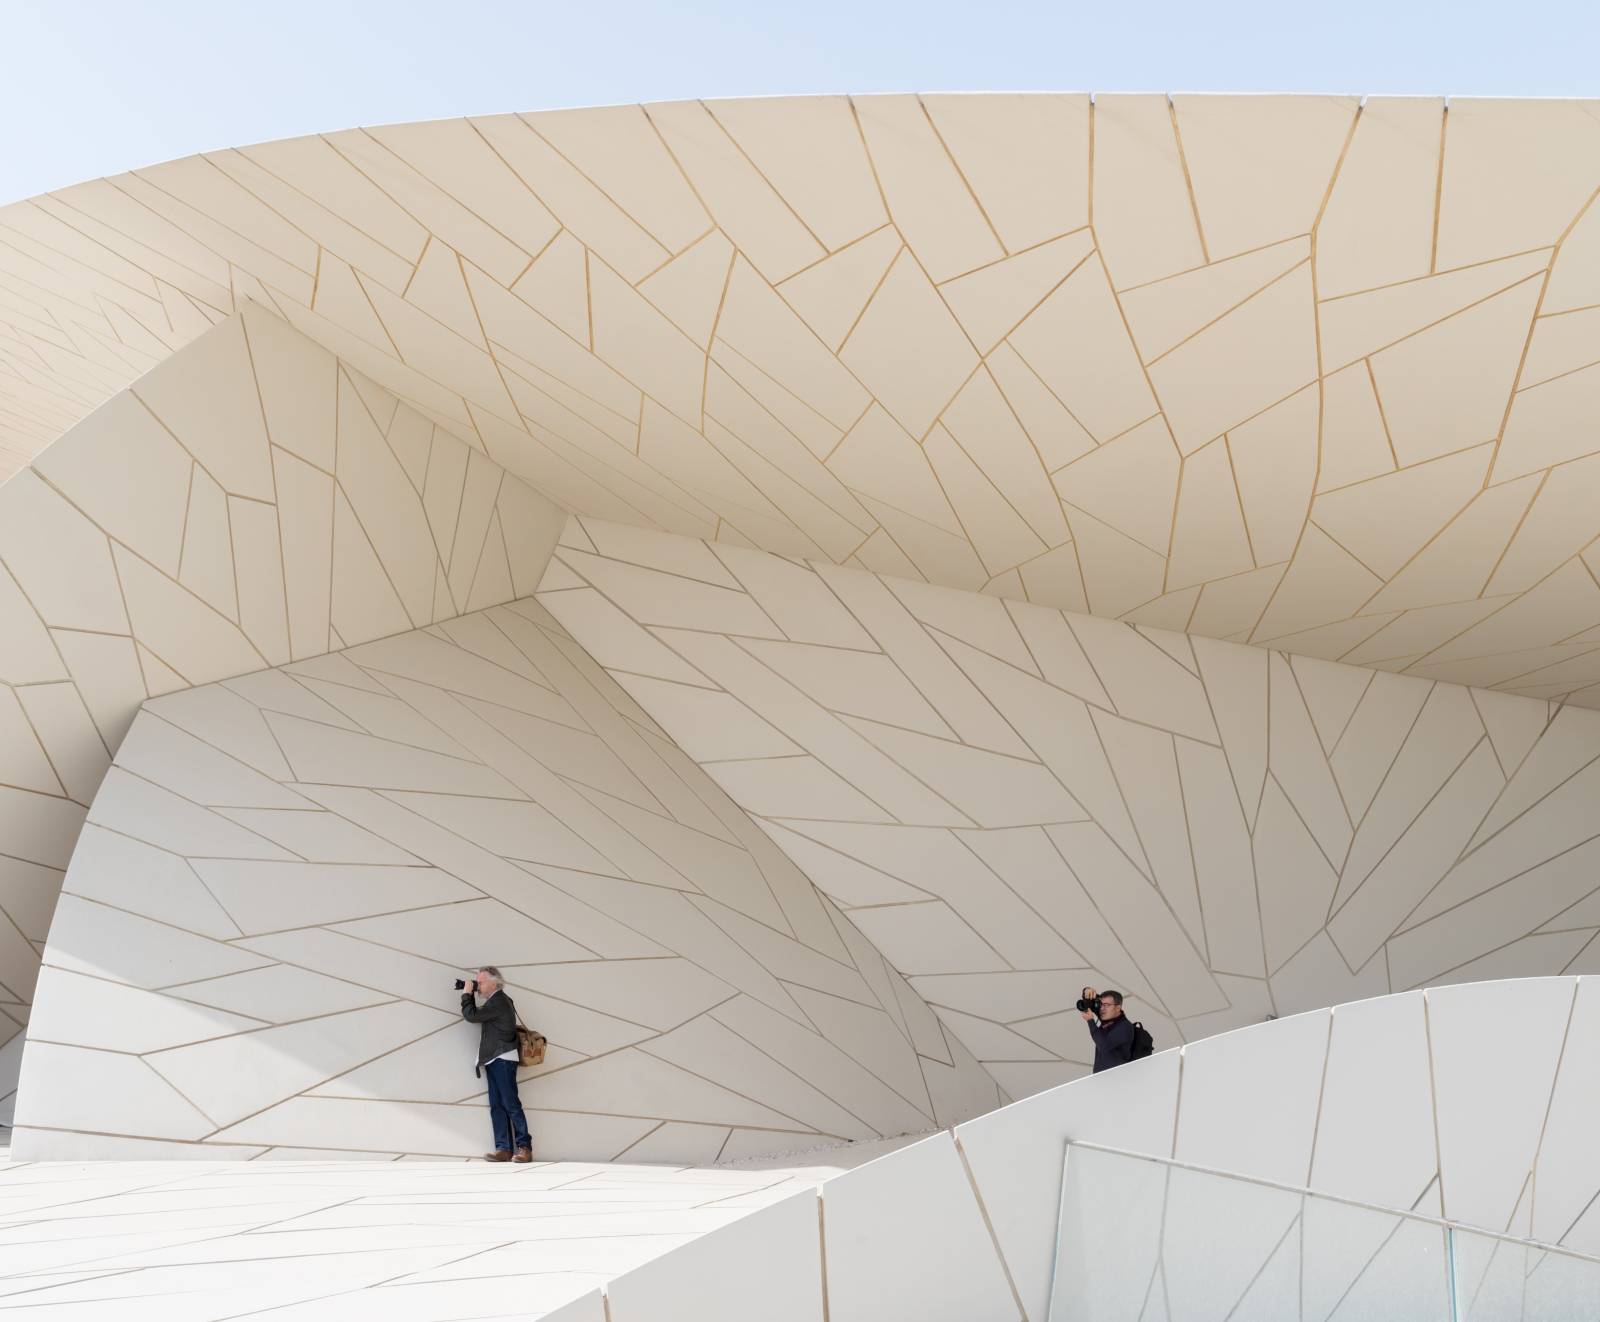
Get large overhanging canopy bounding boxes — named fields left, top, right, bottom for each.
left=3, top=94, right=1599, bottom=702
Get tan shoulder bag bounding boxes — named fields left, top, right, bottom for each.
left=512, top=1003, right=547, bottom=1068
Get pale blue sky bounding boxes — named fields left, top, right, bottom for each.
left=3, top=0, right=1595, bottom=202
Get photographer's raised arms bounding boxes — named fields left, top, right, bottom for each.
left=458, top=967, right=533, bottom=1163
left=1078, top=987, right=1155, bottom=1073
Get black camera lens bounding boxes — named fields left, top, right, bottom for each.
left=454, top=979, right=467, bottom=991
left=1076, top=997, right=1095, bottom=1013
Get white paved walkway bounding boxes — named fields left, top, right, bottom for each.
left=0, top=1133, right=915, bottom=1319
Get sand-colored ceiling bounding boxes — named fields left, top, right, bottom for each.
left=4, top=94, right=1600, bottom=702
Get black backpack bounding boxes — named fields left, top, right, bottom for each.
left=1128, top=1020, right=1154, bottom=1060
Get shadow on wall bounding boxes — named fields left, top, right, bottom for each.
left=13, top=596, right=999, bottom=1161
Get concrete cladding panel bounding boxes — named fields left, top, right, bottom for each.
left=1, top=98, right=1600, bottom=709
left=539, top=519, right=1600, bottom=1098
left=10, top=94, right=1600, bottom=1154
left=12, top=596, right=998, bottom=1159
left=0, top=305, right=565, bottom=1123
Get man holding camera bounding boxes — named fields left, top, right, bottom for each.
left=458, top=966, right=532, bottom=1163
left=1079, top=986, right=1135, bottom=1073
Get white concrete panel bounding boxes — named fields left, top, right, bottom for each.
left=1176, top=1009, right=1330, bottom=1185
left=821, top=1133, right=1019, bottom=1322
left=1427, top=978, right=1575, bottom=1231
left=0, top=475, right=128, bottom=634
left=45, top=892, right=273, bottom=994
left=15, top=1042, right=215, bottom=1141
left=27, top=967, right=261, bottom=1053
left=32, top=391, right=191, bottom=577
left=60, top=825, right=240, bottom=939
left=1310, top=990, right=1437, bottom=1209
left=959, top=1051, right=1180, bottom=1321
left=173, top=964, right=390, bottom=1023
left=147, top=1000, right=451, bottom=1128
left=1531, top=977, right=1600, bottom=1247
left=607, top=1191, right=823, bottom=1322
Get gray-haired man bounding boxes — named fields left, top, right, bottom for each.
left=459, top=966, right=531, bottom=1162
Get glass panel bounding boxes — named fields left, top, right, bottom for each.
left=1304, top=1194, right=1452, bottom=1321
left=1451, top=1227, right=1600, bottom=1321
left=1159, top=1163, right=1302, bottom=1318
left=1451, top=1231, right=1528, bottom=1320
left=1051, top=1143, right=1166, bottom=1322
left=1047, top=1145, right=1600, bottom=1321
left=1519, top=1244, right=1600, bottom=1321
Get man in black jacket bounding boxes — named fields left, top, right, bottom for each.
left=460, top=966, right=532, bottom=1162
left=1080, top=986, right=1135, bottom=1073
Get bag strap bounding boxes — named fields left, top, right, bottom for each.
left=510, top=999, right=540, bottom=1037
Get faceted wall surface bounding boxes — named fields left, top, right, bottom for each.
left=0, top=305, right=564, bottom=1122
left=8, top=96, right=1600, bottom=1158
left=1, top=98, right=1599, bottom=707
left=13, top=597, right=997, bottom=1160
left=539, top=519, right=1600, bottom=1093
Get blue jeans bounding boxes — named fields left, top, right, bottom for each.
left=484, top=1058, right=530, bottom=1152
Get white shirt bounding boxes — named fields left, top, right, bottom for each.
left=493, top=1048, right=519, bottom=1063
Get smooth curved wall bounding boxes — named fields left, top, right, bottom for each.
left=537, top=520, right=1600, bottom=1096
left=0, top=304, right=565, bottom=1123
left=14, top=594, right=998, bottom=1159
left=449, top=978, right=1600, bottom=1322
left=949, top=976, right=1600, bottom=1320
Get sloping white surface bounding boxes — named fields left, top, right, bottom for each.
left=0, top=1141, right=899, bottom=1320
left=953, top=978, right=1600, bottom=1317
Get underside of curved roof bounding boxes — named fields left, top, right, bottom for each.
left=4, top=94, right=1600, bottom=701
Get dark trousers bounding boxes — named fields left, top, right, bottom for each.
left=484, top=1058, right=531, bottom=1152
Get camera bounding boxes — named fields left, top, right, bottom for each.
left=1076, top=986, right=1099, bottom=1014
left=455, top=977, right=476, bottom=992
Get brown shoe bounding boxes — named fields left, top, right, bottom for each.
left=513, top=1148, right=533, bottom=1163
left=484, top=1149, right=513, bottom=1162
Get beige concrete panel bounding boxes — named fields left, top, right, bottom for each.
left=1172, top=94, right=1356, bottom=262
left=923, top=93, right=1090, bottom=253
left=1436, top=99, right=1600, bottom=270
left=709, top=96, right=885, bottom=252
left=646, top=100, right=824, bottom=283
left=1316, top=97, right=1443, bottom=298
left=18, top=589, right=995, bottom=1156
left=1092, top=93, right=1206, bottom=289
